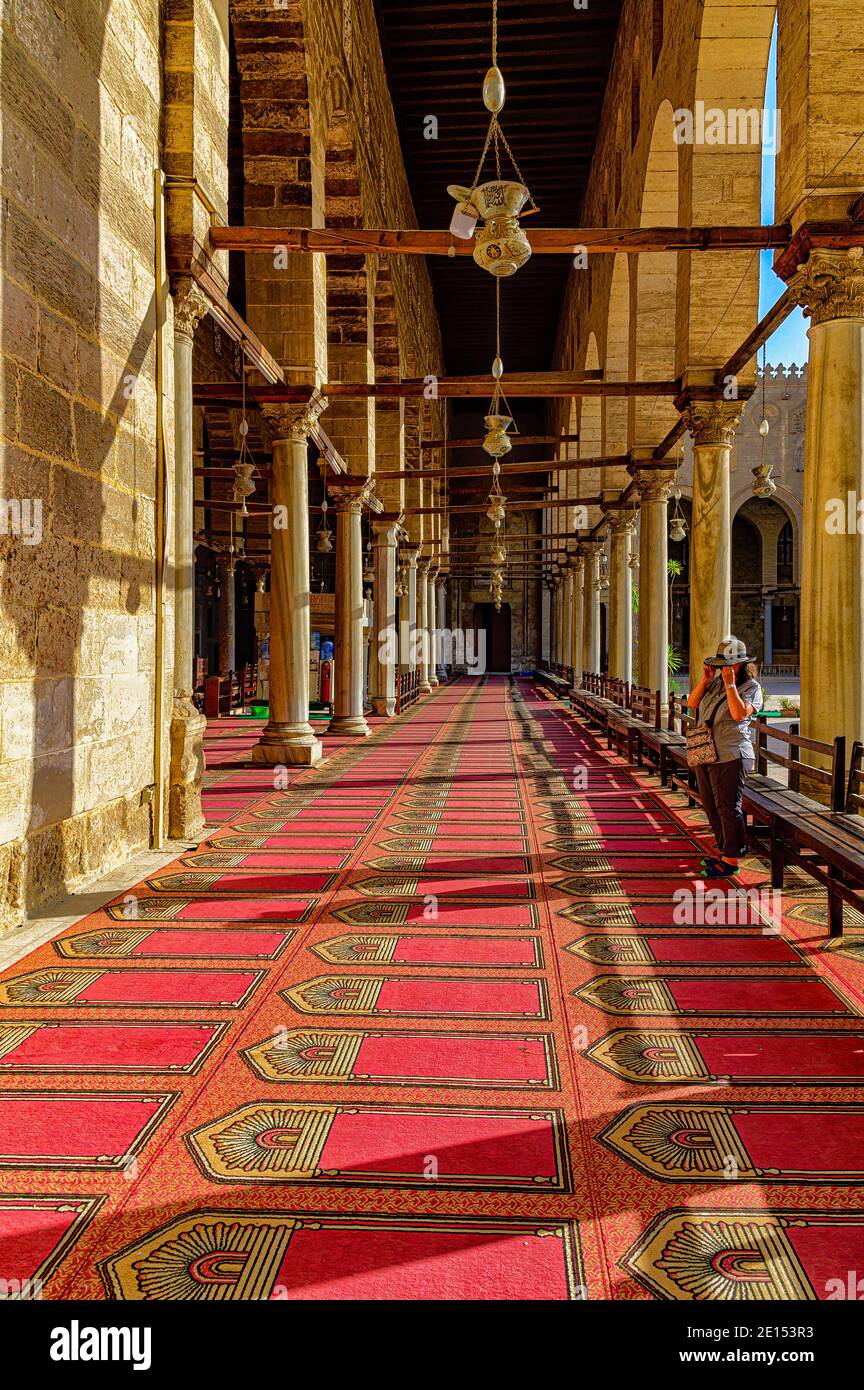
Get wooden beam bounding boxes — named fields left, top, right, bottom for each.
left=193, top=379, right=682, bottom=404
left=209, top=225, right=793, bottom=258
left=377, top=454, right=627, bottom=480
left=405, top=499, right=600, bottom=515
left=421, top=433, right=580, bottom=450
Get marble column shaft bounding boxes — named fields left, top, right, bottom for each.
left=371, top=519, right=399, bottom=717
left=607, top=511, right=636, bottom=683
left=252, top=399, right=326, bottom=765
left=682, top=400, right=742, bottom=672
left=789, top=246, right=864, bottom=748
left=633, top=467, right=676, bottom=706
left=329, top=482, right=374, bottom=737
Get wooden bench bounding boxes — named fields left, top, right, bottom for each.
left=747, top=721, right=856, bottom=935
left=203, top=664, right=258, bottom=719
left=534, top=662, right=572, bottom=701
left=607, top=683, right=653, bottom=761
left=636, top=691, right=689, bottom=789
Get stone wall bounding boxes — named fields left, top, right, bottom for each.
left=0, top=0, right=178, bottom=929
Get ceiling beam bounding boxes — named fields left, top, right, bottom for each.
left=378, top=454, right=627, bottom=480
left=421, top=433, right=579, bottom=450
left=209, top=225, right=794, bottom=258
left=193, top=378, right=681, bottom=405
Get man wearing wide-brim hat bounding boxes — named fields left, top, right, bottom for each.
left=686, top=636, right=763, bottom=880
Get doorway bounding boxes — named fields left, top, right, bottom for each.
left=473, top=603, right=512, bottom=673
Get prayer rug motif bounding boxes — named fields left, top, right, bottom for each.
left=283, top=974, right=550, bottom=1020
left=242, top=1027, right=559, bottom=1090
left=186, top=1101, right=570, bottom=1190
left=601, top=1101, right=864, bottom=1183
left=100, top=1210, right=585, bottom=1301
left=623, top=1210, right=864, bottom=1301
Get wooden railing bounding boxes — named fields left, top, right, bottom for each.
left=396, top=668, right=422, bottom=714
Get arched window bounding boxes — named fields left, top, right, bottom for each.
left=777, top=520, right=793, bottom=582
left=652, top=0, right=664, bottom=71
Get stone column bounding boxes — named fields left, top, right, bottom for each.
left=329, top=480, right=375, bottom=736
left=252, top=398, right=326, bottom=766
left=436, top=577, right=448, bottom=680
left=168, top=278, right=208, bottom=838
left=562, top=568, right=574, bottom=676
left=763, top=598, right=774, bottom=666
left=371, top=517, right=399, bottom=716
left=606, top=510, right=637, bottom=683
left=541, top=581, right=552, bottom=662
left=570, top=550, right=585, bottom=683
left=401, top=549, right=418, bottom=676
left=582, top=543, right=602, bottom=673
left=427, top=566, right=440, bottom=687
left=631, top=464, right=677, bottom=705
left=681, top=398, right=743, bottom=673
left=217, top=557, right=236, bottom=675
left=558, top=575, right=566, bottom=661
left=417, top=558, right=433, bottom=694
left=788, top=247, right=864, bottom=748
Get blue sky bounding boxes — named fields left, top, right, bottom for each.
left=759, top=22, right=810, bottom=367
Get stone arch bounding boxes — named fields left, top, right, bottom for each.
left=231, top=0, right=328, bottom=384
left=679, top=0, right=777, bottom=370
left=603, top=255, right=632, bottom=488
left=579, top=333, right=603, bottom=528
left=634, top=100, right=680, bottom=444
left=323, top=111, right=375, bottom=472
left=733, top=492, right=800, bottom=588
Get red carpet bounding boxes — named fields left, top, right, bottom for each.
left=1, top=676, right=863, bottom=1300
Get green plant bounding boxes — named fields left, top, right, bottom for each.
left=667, top=644, right=683, bottom=676
left=631, top=584, right=639, bottom=615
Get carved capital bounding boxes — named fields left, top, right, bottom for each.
left=681, top=400, right=742, bottom=449
left=263, top=395, right=329, bottom=443
left=172, top=278, right=209, bottom=341
left=329, top=476, right=377, bottom=513
left=631, top=465, right=677, bottom=504
left=788, top=247, right=864, bottom=327
left=605, top=507, right=638, bottom=536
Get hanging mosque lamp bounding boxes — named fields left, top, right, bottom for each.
left=446, top=0, right=537, bottom=278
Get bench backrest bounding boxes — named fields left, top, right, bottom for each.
left=753, top=715, right=846, bottom=811
left=632, top=687, right=659, bottom=726
left=846, top=741, right=864, bottom=815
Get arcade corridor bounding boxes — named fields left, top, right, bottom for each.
left=1, top=677, right=861, bottom=1301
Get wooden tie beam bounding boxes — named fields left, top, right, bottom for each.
left=209, top=224, right=795, bottom=257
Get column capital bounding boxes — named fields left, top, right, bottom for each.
left=372, top=513, right=402, bottom=545
left=680, top=399, right=742, bottom=448
left=581, top=540, right=604, bottom=560
left=630, top=464, right=677, bottom=503
left=329, top=476, right=378, bottom=513
left=604, top=507, right=638, bottom=536
left=172, top=277, right=209, bottom=340
left=263, top=394, right=329, bottom=443
left=787, top=246, right=864, bottom=327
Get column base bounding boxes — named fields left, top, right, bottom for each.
left=327, top=714, right=371, bottom=737
left=435, top=666, right=447, bottom=682
left=419, top=679, right=433, bottom=694
left=169, top=696, right=206, bottom=839
left=428, top=674, right=440, bottom=688
left=251, top=721, right=323, bottom=766
left=371, top=696, right=397, bottom=717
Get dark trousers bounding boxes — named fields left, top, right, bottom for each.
left=695, top=758, right=752, bottom=858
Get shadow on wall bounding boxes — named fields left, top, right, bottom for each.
left=0, top=0, right=167, bottom=927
